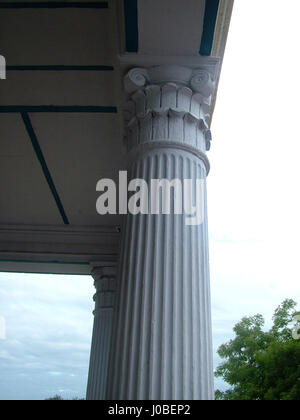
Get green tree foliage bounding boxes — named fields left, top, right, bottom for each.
left=215, top=299, right=300, bottom=400
left=45, top=395, right=84, bottom=400
left=45, top=395, right=64, bottom=400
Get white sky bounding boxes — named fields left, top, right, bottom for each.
left=1, top=0, right=300, bottom=399
left=209, top=0, right=300, bottom=388
left=0, top=274, right=94, bottom=400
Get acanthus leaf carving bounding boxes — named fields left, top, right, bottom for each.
left=123, top=66, right=215, bottom=155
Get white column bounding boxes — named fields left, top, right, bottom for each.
left=86, top=266, right=116, bottom=400
left=107, top=65, right=215, bottom=400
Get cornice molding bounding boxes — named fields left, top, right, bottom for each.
left=0, top=225, right=120, bottom=272
left=119, top=54, right=220, bottom=77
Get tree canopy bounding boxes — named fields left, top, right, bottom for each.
left=215, top=299, right=300, bottom=400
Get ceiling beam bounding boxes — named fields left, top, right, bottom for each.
left=21, top=112, right=70, bottom=225
left=0, top=106, right=118, bottom=113
left=6, top=65, right=114, bottom=71
left=0, top=224, right=120, bottom=274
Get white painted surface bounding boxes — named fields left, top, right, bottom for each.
left=106, top=65, right=215, bottom=400
left=86, top=266, right=117, bottom=400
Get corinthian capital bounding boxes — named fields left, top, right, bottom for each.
left=123, top=65, right=215, bottom=154
left=91, top=267, right=117, bottom=315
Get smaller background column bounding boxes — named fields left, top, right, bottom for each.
left=86, top=265, right=117, bottom=400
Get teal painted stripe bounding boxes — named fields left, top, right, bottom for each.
left=21, top=112, right=70, bottom=225
left=200, top=0, right=220, bottom=56
left=124, top=0, right=138, bottom=52
left=7, top=65, right=114, bottom=71
left=0, top=270, right=89, bottom=275
left=0, top=105, right=117, bottom=113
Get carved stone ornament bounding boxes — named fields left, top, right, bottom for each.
left=123, top=65, right=215, bottom=154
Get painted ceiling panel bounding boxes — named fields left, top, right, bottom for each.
left=0, top=8, right=113, bottom=65
left=1, top=0, right=107, bottom=3
left=0, top=71, right=116, bottom=106
left=137, top=0, right=206, bottom=55
left=0, top=0, right=233, bottom=276
left=29, top=113, right=125, bottom=226
left=0, top=114, right=63, bottom=225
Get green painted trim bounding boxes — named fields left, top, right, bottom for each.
left=123, top=0, right=138, bottom=52
left=0, top=270, right=90, bottom=276
left=21, top=112, right=70, bottom=225
left=200, top=0, right=220, bottom=56
left=0, top=106, right=117, bottom=113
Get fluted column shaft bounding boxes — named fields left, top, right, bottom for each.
left=86, top=266, right=116, bottom=400
left=107, top=65, right=215, bottom=400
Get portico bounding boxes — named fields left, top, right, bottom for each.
left=0, top=0, right=234, bottom=400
